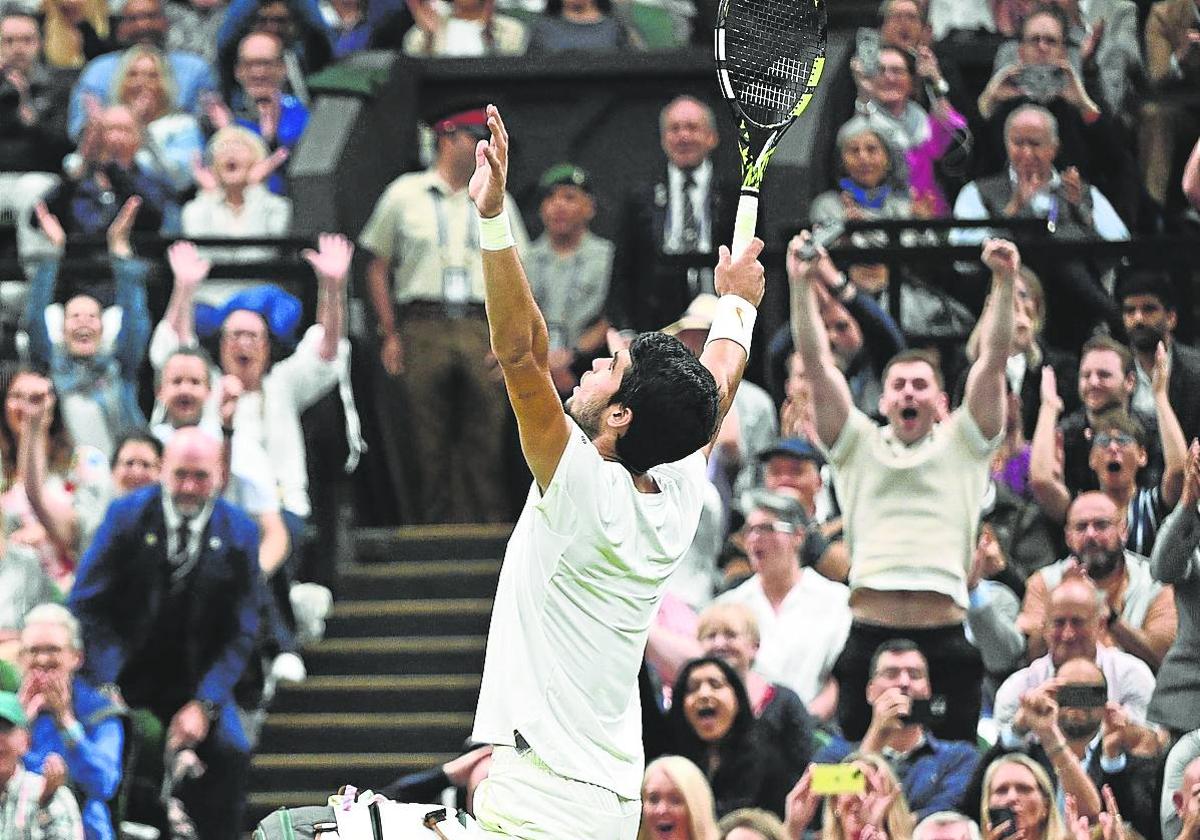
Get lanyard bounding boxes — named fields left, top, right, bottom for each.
left=429, top=186, right=478, bottom=261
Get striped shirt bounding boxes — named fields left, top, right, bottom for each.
left=0, top=767, right=83, bottom=840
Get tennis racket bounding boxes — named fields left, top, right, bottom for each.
left=715, top=0, right=827, bottom=255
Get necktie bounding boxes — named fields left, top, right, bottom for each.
left=170, top=518, right=196, bottom=587
left=680, top=171, right=699, bottom=252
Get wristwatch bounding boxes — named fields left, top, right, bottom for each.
left=930, top=78, right=951, bottom=98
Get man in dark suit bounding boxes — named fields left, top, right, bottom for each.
left=69, top=427, right=260, bottom=840
left=610, top=95, right=737, bottom=332
left=1116, top=267, right=1200, bottom=449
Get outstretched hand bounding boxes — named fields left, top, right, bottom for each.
left=167, top=240, right=212, bottom=290
left=107, top=196, right=141, bottom=258
left=302, top=232, right=354, bottom=286
left=469, top=104, right=508, bottom=219
left=714, top=237, right=765, bottom=307
left=34, top=202, right=66, bottom=251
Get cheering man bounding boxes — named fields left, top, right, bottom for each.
left=466, top=105, right=765, bottom=839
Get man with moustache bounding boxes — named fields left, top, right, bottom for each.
left=1016, top=492, right=1177, bottom=670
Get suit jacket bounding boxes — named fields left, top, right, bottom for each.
left=69, top=486, right=260, bottom=709
left=1146, top=0, right=1200, bottom=85
left=609, top=165, right=737, bottom=333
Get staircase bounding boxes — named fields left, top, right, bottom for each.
left=246, top=524, right=510, bottom=826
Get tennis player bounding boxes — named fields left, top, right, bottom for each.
left=464, top=105, right=765, bottom=839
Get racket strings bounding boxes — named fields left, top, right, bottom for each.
left=723, top=0, right=823, bottom=127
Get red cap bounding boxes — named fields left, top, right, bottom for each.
left=433, top=108, right=488, bottom=135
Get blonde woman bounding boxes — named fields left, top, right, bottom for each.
left=640, top=755, right=720, bottom=840
left=41, top=0, right=110, bottom=68
left=979, top=754, right=1067, bottom=840
left=719, top=808, right=790, bottom=840
left=110, top=45, right=204, bottom=192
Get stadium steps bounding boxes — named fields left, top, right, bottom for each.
left=245, top=525, right=508, bottom=828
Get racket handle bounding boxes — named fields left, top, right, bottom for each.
left=731, top=194, right=759, bottom=257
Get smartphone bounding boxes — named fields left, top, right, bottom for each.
left=1056, top=684, right=1107, bottom=708
left=989, top=807, right=1019, bottom=840
left=901, top=696, right=947, bottom=726
left=856, top=28, right=881, bottom=77
left=810, top=764, right=867, bottom=796
left=798, top=221, right=846, bottom=261
left=1018, top=64, right=1066, bottom=102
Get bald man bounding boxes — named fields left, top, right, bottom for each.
left=70, top=426, right=261, bottom=840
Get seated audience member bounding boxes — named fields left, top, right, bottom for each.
left=523, top=163, right=613, bottom=399
left=810, top=116, right=917, bottom=228
left=69, top=428, right=261, bottom=840
left=41, top=0, right=111, bottom=69
left=67, top=0, right=217, bottom=140
left=0, top=9, right=73, bottom=174
left=718, top=808, right=788, bottom=840
left=1116, top=268, right=1200, bottom=446
left=209, top=31, right=308, bottom=196
left=22, top=200, right=149, bottom=455
left=0, top=689, right=84, bottom=840
left=961, top=656, right=1159, bottom=835
left=952, top=104, right=1126, bottom=348
left=816, top=640, right=980, bottom=821
left=913, top=812, right=982, bottom=840
left=977, top=754, right=1065, bottom=840
left=639, top=755, right=721, bottom=840
left=666, top=657, right=799, bottom=819
left=995, top=575, right=1156, bottom=732
left=1033, top=399, right=1184, bottom=559
left=1163, top=740, right=1200, bottom=840
left=1140, top=0, right=1200, bottom=219
left=788, top=237, right=1022, bottom=742
left=321, top=0, right=411, bottom=58
left=184, top=126, right=293, bottom=305
left=217, top=0, right=333, bottom=103
left=757, top=439, right=848, bottom=581
left=1017, top=492, right=1177, bottom=670
left=527, top=0, right=639, bottom=52
left=109, top=45, right=204, bottom=194
left=964, top=526, right=1028, bottom=688
left=402, top=0, right=527, bottom=55
left=49, top=106, right=178, bottom=234
left=1148, top=446, right=1200, bottom=740
left=18, top=604, right=124, bottom=840
left=785, top=753, right=917, bottom=840
left=165, top=0, right=227, bottom=65
left=379, top=744, right=493, bottom=815
left=717, top=491, right=851, bottom=720
left=109, top=431, right=162, bottom=496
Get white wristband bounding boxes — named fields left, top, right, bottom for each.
left=703, top=294, right=757, bottom=355
left=478, top=209, right=515, bottom=251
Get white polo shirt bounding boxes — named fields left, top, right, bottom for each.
left=471, top=419, right=708, bottom=800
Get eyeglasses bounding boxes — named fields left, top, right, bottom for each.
left=1068, top=518, right=1116, bottom=534
left=743, top=521, right=797, bottom=537
left=1022, top=34, right=1062, bottom=46
left=1092, top=432, right=1136, bottom=448
left=237, top=57, right=283, bottom=69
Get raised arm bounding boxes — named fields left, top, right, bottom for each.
left=469, top=105, right=568, bottom=491
left=107, top=199, right=151, bottom=377
left=786, top=233, right=852, bottom=448
left=964, top=239, right=1018, bottom=441
left=302, top=233, right=353, bottom=362
left=23, top=204, right=66, bottom=365
left=163, top=240, right=212, bottom=347
left=1152, top=342, right=1187, bottom=508
left=1152, top=441, right=1200, bottom=585
left=1029, top=365, right=1071, bottom=523
left=19, top=402, right=78, bottom=556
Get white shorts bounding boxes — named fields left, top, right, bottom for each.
left=470, top=745, right=640, bottom=840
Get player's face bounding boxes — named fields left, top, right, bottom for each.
left=1077, top=350, right=1131, bottom=413
left=698, top=617, right=757, bottom=675
left=641, top=767, right=690, bottom=840
left=565, top=351, right=629, bottom=438
left=682, top=662, right=738, bottom=743
left=878, top=360, right=943, bottom=444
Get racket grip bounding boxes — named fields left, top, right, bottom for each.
left=731, top=194, right=759, bottom=257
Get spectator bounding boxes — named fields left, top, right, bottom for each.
left=1164, top=745, right=1200, bottom=840
left=994, top=575, right=1156, bottom=732
left=1148, top=445, right=1200, bottom=739
left=361, top=106, right=528, bottom=524
left=165, top=0, right=227, bottom=66
left=611, top=95, right=736, bottom=333
left=964, top=525, right=1030, bottom=689
left=913, top=812, right=982, bottom=840
left=718, top=808, right=788, bottom=840
left=876, top=0, right=977, bottom=122
left=523, top=163, right=613, bottom=399
left=666, top=657, right=798, bottom=819
left=216, top=0, right=333, bottom=103
left=66, top=0, right=217, bottom=141
left=639, top=754, right=720, bottom=840
left=786, top=754, right=917, bottom=840
left=952, top=105, right=1126, bottom=348
left=1140, top=0, right=1200, bottom=218
left=22, top=199, right=149, bottom=455
left=110, top=45, right=204, bottom=193
left=788, top=237, right=1020, bottom=741
left=0, top=690, right=83, bottom=840
left=183, top=126, right=293, bottom=305
left=68, top=428, right=261, bottom=840
left=40, top=0, right=110, bottom=69
left=717, top=491, right=851, bottom=720
left=320, top=0, right=411, bottom=58
left=816, top=639, right=981, bottom=821
left=402, top=0, right=527, bottom=55
left=1116, top=268, right=1200, bottom=445
left=978, top=754, right=1066, bottom=840
left=108, top=430, right=161, bottom=496
left=527, top=0, right=638, bottom=52
left=0, top=8, right=73, bottom=173
left=17, top=603, right=124, bottom=840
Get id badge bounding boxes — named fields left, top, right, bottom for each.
left=442, top=267, right=469, bottom=304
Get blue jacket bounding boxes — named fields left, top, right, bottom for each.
left=23, top=678, right=125, bottom=840
left=23, top=257, right=151, bottom=450
left=69, top=486, right=260, bottom=710
left=816, top=732, right=980, bottom=821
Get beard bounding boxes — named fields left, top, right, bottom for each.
left=565, top=394, right=603, bottom=439
left=1127, top=325, right=1165, bottom=353
left=1079, top=545, right=1124, bottom=579
left=1059, top=716, right=1102, bottom=741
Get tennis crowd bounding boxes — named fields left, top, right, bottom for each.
left=1, top=0, right=1200, bottom=838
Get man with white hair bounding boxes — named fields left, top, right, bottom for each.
left=914, top=812, right=983, bottom=840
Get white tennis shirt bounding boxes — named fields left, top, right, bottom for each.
left=471, top=418, right=708, bottom=800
